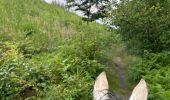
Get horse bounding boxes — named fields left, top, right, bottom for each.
left=93, top=72, right=148, bottom=100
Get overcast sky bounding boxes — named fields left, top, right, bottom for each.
left=45, top=0, right=85, bottom=16
left=45, top=0, right=67, bottom=5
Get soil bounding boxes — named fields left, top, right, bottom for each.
left=113, top=57, right=131, bottom=100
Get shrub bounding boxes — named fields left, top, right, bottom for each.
left=111, top=0, right=170, bottom=54
left=0, top=42, right=51, bottom=99
left=129, top=51, right=170, bottom=100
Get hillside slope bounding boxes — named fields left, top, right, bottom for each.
left=0, top=0, right=110, bottom=49
left=0, top=0, right=122, bottom=99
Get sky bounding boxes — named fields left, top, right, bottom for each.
left=45, top=0, right=97, bottom=16
left=45, top=0, right=67, bottom=5
left=44, top=0, right=103, bottom=24
left=44, top=0, right=85, bottom=16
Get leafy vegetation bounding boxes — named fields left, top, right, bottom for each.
left=111, top=0, right=170, bottom=54
left=1, top=0, right=170, bottom=99
left=67, top=0, right=110, bottom=23
left=0, top=0, right=118, bottom=99
left=129, top=51, right=170, bottom=99
left=110, top=0, right=170, bottom=99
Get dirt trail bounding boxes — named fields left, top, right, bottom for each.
left=113, top=57, right=131, bottom=100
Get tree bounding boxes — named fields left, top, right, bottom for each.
left=67, top=0, right=110, bottom=23
left=111, top=0, right=170, bottom=54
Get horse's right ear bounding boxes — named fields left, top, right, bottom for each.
left=129, top=79, right=148, bottom=100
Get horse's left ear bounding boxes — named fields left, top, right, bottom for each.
left=129, top=79, right=148, bottom=100
left=93, top=72, right=109, bottom=100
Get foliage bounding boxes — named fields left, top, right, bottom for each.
left=0, top=0, right=117, bottom=99
left=0, top=42, right=50, bottom=99
left=42, top=34, right=104, bottom=99
left=111, top=0, right=170, bottom=99
left=111, top=0, right=170, bottom=54
left=129, top=51, right=170, bottom=100
left=67, top=0, right=110, bottom=23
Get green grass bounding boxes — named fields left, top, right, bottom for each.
left=0, top=0, right=109, bottom=48
left=0, top=0, right=123, bottom=99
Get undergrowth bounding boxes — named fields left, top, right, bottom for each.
left=0, top=0, right=120, bottom=99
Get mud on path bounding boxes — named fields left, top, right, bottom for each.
left=113, top=57, right=131, bottom=100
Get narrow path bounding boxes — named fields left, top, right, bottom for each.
left=113, top=57, right=131, bottom=100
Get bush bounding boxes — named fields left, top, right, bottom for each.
left=0, top=42, right=43, bottom=99
left=129, top=51, right=170, bottom=100
left=0, top=30, right=109, bottom=99
left=42, top=33, right=104, bottom=99
left=111, top=0, right=170, bottom=54
left=0, top=0, right=117, bottom=99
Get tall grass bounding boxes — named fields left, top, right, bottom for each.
left=0, top=0, right=121, bottom=99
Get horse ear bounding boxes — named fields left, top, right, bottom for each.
left=129, top=79, right=148, bottom=100
left=93, top=72, right=109, bottom=100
